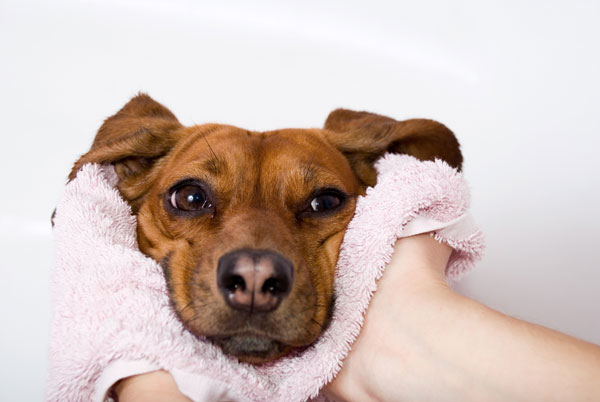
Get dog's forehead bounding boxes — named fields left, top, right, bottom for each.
left=167, top=125, right=356, bottom=183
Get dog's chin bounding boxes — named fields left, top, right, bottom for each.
left=208, top=335, right=293, bottom=364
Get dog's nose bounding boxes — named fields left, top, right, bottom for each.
left=217, top=249, right=293, bottom=313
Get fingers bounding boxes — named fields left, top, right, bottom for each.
left=389, top=234, right=453, bottom=280
left=114, top=370, right=192, bottom=402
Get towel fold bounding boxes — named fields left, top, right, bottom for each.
left=47, top=154, right=484, bottom=402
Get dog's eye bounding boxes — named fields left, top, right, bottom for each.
left=170, top=185, right=213, bottom=212
left=310, top=194, right=341, bottom=212
left=305, top=189, right=346, bottom=215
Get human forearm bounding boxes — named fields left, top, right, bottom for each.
left=404, top=288, right=600, bottom=402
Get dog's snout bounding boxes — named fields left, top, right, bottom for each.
left=217, top=249, right=293, bottom=313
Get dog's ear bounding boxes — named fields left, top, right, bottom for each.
left=70, top=93, right=184, bottom=209
left=323, top=109, right=463, bottom=187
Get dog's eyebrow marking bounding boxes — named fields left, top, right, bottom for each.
left=301, top=166, right=318, bottom=185
left=302, top=151, right=318, bottom=184
left=202, top=136, right=225, bottom=175
left=201, top=158, right=225, bottom=175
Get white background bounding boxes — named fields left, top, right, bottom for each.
left=1, top=0, right=599, bottom=400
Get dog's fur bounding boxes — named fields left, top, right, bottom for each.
left=70, top=94, right=462, bottom=363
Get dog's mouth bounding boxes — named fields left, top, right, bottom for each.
left=208, top=334, right=290, bottom=363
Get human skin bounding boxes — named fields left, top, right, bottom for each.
left=113, top=370, right=191, bottom=402
left=326, top=234, right=600, bottom=401
left=116, top=234, right=600, bottom=401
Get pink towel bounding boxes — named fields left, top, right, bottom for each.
left=47, top=154, right=484, bottom=401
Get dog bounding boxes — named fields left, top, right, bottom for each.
left=69, top=94, right=462, bottom=364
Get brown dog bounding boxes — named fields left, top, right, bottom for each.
left=70, top=94, right=461, bottom=364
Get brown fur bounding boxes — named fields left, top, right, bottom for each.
left=71, top=94, right=462, bottom=363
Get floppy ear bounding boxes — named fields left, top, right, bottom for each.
left=324, top=109, right=463, bottom=187
left=70, top=93, right=184, bottom=210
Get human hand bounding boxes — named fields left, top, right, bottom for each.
left=113, top=371, right=192, bottom=402
left=324, top=233, right=453, bottom=401
left=326, top=233, right=600, bottom=402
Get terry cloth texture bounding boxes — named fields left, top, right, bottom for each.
left=47, top=154, right=485, bottom=402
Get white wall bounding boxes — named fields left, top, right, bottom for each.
left=1, top=0, right=599, bottom=400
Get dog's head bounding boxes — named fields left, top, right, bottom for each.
left=71, top=94, right=461, bottom=363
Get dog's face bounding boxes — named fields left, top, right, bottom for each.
left=71, top=94, right=461, bottom=363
